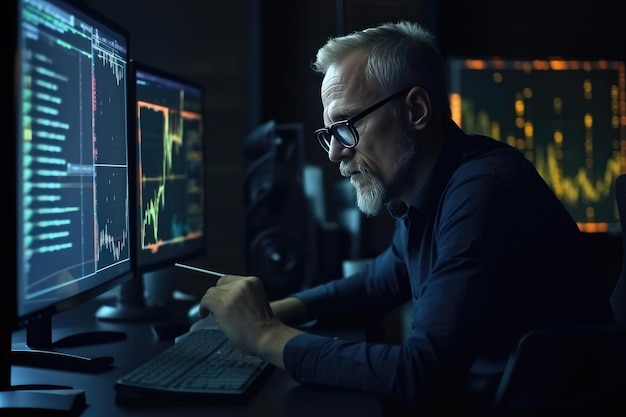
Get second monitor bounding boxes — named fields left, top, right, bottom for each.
left=97, top=60, right=207, bottom=321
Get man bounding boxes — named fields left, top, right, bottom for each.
left=199, top=21, right=614, bottom=415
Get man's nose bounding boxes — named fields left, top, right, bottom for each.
left=328, top=136, right=354, bottom=162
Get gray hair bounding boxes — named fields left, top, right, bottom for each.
left=312, top=21, right=449, bottom=112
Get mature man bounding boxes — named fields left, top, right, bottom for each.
left=199, top=21, right=613, bottom=415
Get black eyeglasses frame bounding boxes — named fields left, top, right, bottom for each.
left=314, top=88, right=412, bottom=152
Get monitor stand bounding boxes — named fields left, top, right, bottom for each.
left=11, top=317, right=124, bottom=373
left=0, top=386, right=87, bottom=416
left=2, top=325, right=87, bottom=416
left=95, top=272, right=172, bottom=322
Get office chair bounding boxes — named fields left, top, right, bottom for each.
left=489, top=174, right=626, bottom=417
left=490, top=325, right=626, bottom=416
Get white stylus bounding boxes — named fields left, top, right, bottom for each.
left=174, top=263, right=225, bottom=277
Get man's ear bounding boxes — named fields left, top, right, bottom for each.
left=406, top=86, right=431, bottom=130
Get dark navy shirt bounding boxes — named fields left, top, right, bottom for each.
left=283, top=121, right=613, bottom=414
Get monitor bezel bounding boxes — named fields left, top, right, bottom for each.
left=13, top=0, right=134, bottom=331
left=129, top=59, right=208, bottom=274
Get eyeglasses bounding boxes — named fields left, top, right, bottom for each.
left=314, top=88, right=411, bottom=152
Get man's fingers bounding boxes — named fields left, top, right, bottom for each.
left=215, top=274, right=249, bottom=286
left=198, top=305, right=211, bottom=318
left=201, top=275, right=262, bottom=318
left=199, top=284, right=228, bottom=317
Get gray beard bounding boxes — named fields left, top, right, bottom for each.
left=351, top=174, right=386, bottom=217
left=341, top=126, right=418, bottom=217
left=351, top=144, right=418, bottom=217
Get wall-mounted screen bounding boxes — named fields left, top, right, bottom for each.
left=447, top=57, right=626, bottom=233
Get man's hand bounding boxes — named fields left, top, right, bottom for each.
left=199, top=274, right=303, bottom=369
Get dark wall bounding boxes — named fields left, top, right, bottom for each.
left=436, top=0, right=625, bottom=289
left=258, top=0, right=430, bottom=261
left=82, top=0, right=252, bottom=284
left=80, top=0, right=623, bottom=294
left=439, top=0, right=624, bottom=60
left=80, top=0, right=430, bottom=294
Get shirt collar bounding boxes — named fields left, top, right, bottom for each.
left=386, top=120, right=469, bottom=221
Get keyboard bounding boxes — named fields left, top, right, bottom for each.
left=114, top=328, right=272, bottom=404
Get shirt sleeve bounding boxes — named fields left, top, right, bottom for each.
left=282, top=172, right=526, bottom=410
left=290, top=225, right=412, bottom=321
left=283, top=332, right=444, bottom=409
left=282, top=143, right=613, bottom=413
left=283, top=227, right=432, bottom=410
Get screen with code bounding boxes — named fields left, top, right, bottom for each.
left=16, top=0, right=131, bottom=323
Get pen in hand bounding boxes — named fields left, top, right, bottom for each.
left=174, top=263, right=225, bottom=278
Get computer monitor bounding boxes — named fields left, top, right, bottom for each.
left=3, top=0, right=131, bottom=409
left=447, top=56, right=626, bottom=233
left=96, top=60, right=207, bottom=321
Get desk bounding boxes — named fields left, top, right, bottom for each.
left=10, top=296, right=383, bottom=417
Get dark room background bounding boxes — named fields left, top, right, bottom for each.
left=78, top=0, right=624, bottom=295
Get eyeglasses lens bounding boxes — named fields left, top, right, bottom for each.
left=333, top=124, right=356, bottom=147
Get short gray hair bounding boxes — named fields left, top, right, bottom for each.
left=312, top=21, right=449, bottom=112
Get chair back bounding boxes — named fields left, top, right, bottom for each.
left=492, top=325, right=626, bottom=416
left=490, top=174, right=626, bottom=416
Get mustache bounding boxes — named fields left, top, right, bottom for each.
left=340, top=161, right=370, bottom=177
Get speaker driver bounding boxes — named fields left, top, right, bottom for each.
left=248, top=228, right=305, bottom=300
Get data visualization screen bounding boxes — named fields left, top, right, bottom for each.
left=133, top=63, right=206, bottom=269
left=448, top=57, right=626, bottom=233
left=17, top=0, right=131, bottom=321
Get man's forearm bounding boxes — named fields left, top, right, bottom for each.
left=270, top=296, right=310, bottom=325
left=255, top=319, right=304, bottom=369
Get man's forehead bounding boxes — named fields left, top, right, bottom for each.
left=321, top=52, right=368, bottom=105
left=320, top=70, right=348, bottom=103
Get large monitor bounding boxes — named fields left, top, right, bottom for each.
left=447, top=56, right=626, bottom=233
left=96, top=60, right=207, bottom=321
left=3, top=0, right=131, bottom=410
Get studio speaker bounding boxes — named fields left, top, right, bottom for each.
left=243, top=121, right=309, bottom=300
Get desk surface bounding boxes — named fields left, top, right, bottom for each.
left=10, top=295, right=383, bottom=417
